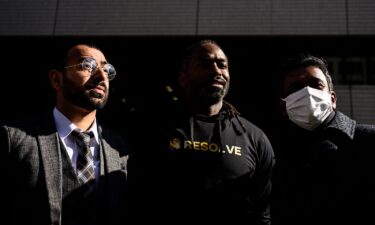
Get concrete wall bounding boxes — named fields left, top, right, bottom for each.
left=1, top=0, right=374, bottom=35
left=335, top=85, right=375, bottom=124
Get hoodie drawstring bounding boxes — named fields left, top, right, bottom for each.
left=189, top=116, right=195, bottom=142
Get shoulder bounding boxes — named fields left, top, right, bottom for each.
left=2, top=114, right=49, bottom=139
left=236, top=116, right=269, bottom=139
left=334, top=111, right=375, bottom=138
left=355, top=123, right=375, bottom=138
left=98, top=125, right=131, bottom=156
left=234, top=116, right=274, bottom=153
left=1, top=114, right=53, bottom=155
left=234, top=116, right=275, bottom=168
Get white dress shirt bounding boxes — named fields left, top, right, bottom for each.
left=53, top=107, right=100, bottom=181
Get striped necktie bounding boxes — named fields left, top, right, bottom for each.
left=71, top=130, right=95, bottom=184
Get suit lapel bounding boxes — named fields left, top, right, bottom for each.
left=98, top=125, right=127, bottom=223
left=101, top=139, right=123, bottom=174
left=37, top=113, right=62, bottom=225
left=98, top=125, right=124, bottom=174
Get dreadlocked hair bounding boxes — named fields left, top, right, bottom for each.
left=223, top=101, right=247, bottom=133
left=223, top=101, right=240, bottom=117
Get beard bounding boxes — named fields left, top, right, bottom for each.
left=186, top=76, right=230, bottom=105
left=61, top=75, right=109, bottom=111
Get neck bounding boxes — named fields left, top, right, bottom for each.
left=186, top=99, right=223, bottom=116
left=56, top=102, right=96, bottom=131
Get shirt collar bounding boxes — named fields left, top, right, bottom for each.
left=53, top=107, right=100, bottom=144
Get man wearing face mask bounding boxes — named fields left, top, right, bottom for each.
left=270, top=54, right=375, bottom=225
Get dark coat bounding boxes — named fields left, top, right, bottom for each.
left=271, top=111, right=375, bottom=225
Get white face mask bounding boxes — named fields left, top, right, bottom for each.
left=283, top=86, right=333, bottom=131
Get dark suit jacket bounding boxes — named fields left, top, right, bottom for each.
left=0, top=111, right=129, bottom=225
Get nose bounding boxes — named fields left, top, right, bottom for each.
left=93, top=66, right=108, bottom=81
left=208, top=62, right=221, bottom=75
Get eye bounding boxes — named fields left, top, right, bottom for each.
left=309, top=82, right=325, bottom=90
left=82, top=58, right=97, bottom=72
left=217, top=61, right=228, bottom=69
left=103, top=64, right=114, bottom=74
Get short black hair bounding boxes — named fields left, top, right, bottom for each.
left=180, top=39, right=222, bottom=72
left=52, top=42, right=99, bottom=72
left=279, top=54, right=334, bottom=92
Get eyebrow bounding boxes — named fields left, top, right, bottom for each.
left=78, top=57, right=89, bottom=62
left=79, top=57, right=108, bottom=65
left=217, top=58, right=228, bottom=62
left=99, top=60, right=108, bottom=65
left=200, top=56, right=228, bottom=62
left=308, top=76, right=326, bottom=84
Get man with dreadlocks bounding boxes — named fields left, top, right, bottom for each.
left=128, top=40, right=274, bottom=224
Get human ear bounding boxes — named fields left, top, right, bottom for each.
left=49, top=69, right=63, bottom=90
left=179, top=71, right=187, bottom=89
left=279, top=98, right=287, bottom=118
left=331, top=91, right=337, bottom=109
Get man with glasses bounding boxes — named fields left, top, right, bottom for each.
left=1, top=44, right=129, bottom=225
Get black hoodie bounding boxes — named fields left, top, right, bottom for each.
left=129, top=102, right=274, bottom=224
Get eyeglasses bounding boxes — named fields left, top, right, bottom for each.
left=64, top=57, right=116, bottom=81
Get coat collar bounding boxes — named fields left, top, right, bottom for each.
left=324, top=111, right=356, bottom=140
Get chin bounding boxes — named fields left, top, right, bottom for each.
left=93, top=100, right=107, bottom=109
left=201, top=94, right=224, bottom=105
left=82, top=97, right=106, bottom=110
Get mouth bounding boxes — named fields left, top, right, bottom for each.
left=87, top=83, right=107, bottom=96
left=210, top=81, right=225, bottom=88
left=208, top=76, right=226, bottom=89
left=92, top=86, right=105, bottom=94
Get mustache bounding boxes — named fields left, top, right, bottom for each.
left=205, top=75, right=227, bottom=85
left=213, top=75, right=226, bottom=83
left=85, top=81, right=107, bottom=91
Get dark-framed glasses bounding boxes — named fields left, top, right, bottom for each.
left=64, top=57, right=116, bottom=81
